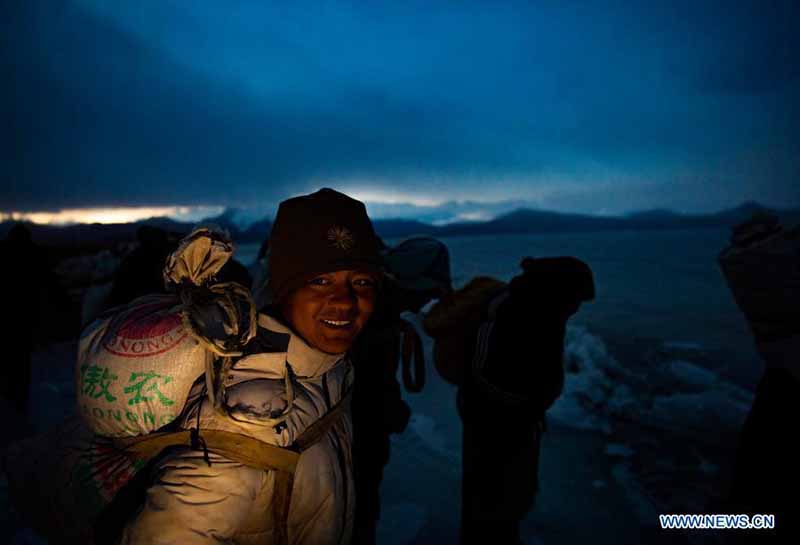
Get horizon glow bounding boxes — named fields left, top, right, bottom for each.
left=1, top=206, right=225, bottom=226
left=343, top=188, right=445, bottom=208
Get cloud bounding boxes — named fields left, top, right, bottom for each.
left=2, top=0, right=798, bottom=215
left=661, top=0, right=800, bottom=96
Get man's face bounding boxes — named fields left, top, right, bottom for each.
left=280, top=269, right=379, bottom=354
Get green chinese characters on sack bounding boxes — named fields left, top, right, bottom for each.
left=79, top=365, right=178, bottom=431
left=80, top=364, right=118, bottom=402
left=124, top=371, right=175, bottom=407
left=80, top=364, right=175, bottom=407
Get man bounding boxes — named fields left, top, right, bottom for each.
left=424, top=257, right=594, bottom=545
left=120, top=188, right=383, bottom=545
left=247, top=230, right=451, bottom=545
left=720, top=212, right=800, bottom=543
left=0, top=224, right=46, bottom=418
left=349, top=237, right=452, bottom=545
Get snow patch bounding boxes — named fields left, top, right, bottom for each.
left=665, top=360, right=717, bottom=389
left=648, top=390, right=750, bottom=436
left=549, top=326, right=624, bottom=434
left=548, top=325, right=753, bottom=441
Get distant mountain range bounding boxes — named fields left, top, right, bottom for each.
left=2, top=201, right=798, bottom=249
left=433, top=201, right=800, bottom=237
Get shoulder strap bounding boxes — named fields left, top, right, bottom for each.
left=115, top=429, right=301, bottom=473
left=114, top=386, right=351, bottom=473
left=292, top=389, right=352, bottom=451
left=399, top=319, right=426, bottom=393
left=114, top=389, right=353, bottom=469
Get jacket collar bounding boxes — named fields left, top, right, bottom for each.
left=257, top=313, right=344, bottom=378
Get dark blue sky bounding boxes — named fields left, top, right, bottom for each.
left=2, top=0, right=798, bottom=219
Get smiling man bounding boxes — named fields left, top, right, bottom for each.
left=268, top=188, right=384, bottom=356
left=120, top=188, right=383, bottom=545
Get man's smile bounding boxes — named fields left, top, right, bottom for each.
left=320, top=318, right=354, bottom=329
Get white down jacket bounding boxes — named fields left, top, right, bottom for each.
left=120, top=313, right=356, bottom=545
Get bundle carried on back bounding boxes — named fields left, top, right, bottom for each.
left=423, top=257, right=595, bottom=412
left=3, top=226, right=258, bottom=544
left=77, top=226, right=257, bottom=437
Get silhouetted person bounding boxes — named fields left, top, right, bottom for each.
left=348, top=286, right=412, bottom=545
left=720, top=213, right=800, bottom=543
left=0, top=224, right=46, bottom=415
left=349, top=237, right=451, bottom=545
left=107, top=226, right=176, bottom=307
left=216, top=257, right=253, bottom=289
left=425, top=257, right=594, bottom=545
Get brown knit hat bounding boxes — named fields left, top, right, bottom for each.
left=268, top=188, right=384, bottom=302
